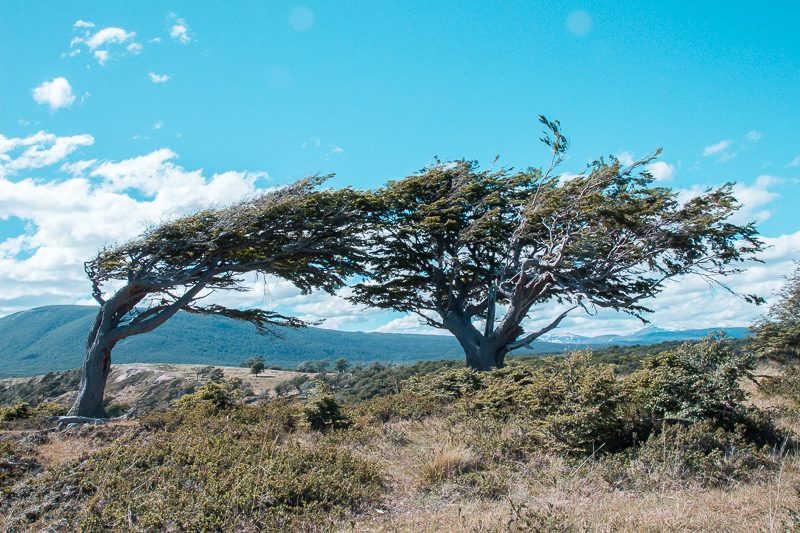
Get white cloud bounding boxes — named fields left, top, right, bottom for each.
left=0, top=132, right=94, bottom=177
left=645, top=161, right=675, bottom=181
left=616, top=151, right=635, bottom=166
left=168, top=15, right=192, bottom=44
left=85, top=27, right=136, bottom=50
left=703, top=139, right=732, bottom=157
left=565, top=10, right=592, bottom=36
left=746, top=130, right=763, bottom=143
left=73, top=20, right=95, bottom=29
left=787, top=155, right=800, bottom=168
left=153, top=121, right=164, bottom=130
left=678, top=174, right=781, bottom=226
left=149, top=72, right=170, bottom=83
left=31, top=78, right=76, bottom=111
left=67, top=25, right=140, bottom=65
left=93, top=50, right=110, bottom=66
left=0, top=136, right=273, bottom=316
left=729, top=175, right=781, bottom=224
left=372, top=312, right=445, bottom=335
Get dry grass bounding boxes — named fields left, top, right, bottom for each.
left=4, top=359, right=800, bottom=532
left=419, top=445, right=480, bottom=485
left=334, top=414, right=800, bottom=533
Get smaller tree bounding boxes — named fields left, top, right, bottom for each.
left=333, top=358, right=350, bottom=373
left=241, top=355, right=266, bottom=375
left=198, top=366, right=225, bottom=382
left=750, top=263, right=800, bottom=360
left=250, top=359, right=266, bottom=376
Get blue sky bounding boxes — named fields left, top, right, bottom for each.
left=1, top=2, right=799, bottom=337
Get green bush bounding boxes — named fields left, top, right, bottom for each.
left=173, top=380, right=233, bottom=411
left=301, top=385, right=349, bottom=431
left=605, top=420, right=778, bottom=489
left=6, top=408, right=382, bottom=531
left=0, top=402, right=36, bottom=421
left=349, top=392, right=446, bottom=425
left=630, top=333, right=756, bottom=424
left=466, top=353, right=631, bottom=454
left=404, top=366, right=485, bottom=399
left=759, top=365, right=800, bottom=408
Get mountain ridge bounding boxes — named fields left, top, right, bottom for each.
left=0, top=305, right=749, bottom=378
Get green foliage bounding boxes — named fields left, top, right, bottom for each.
left=350, top=122, right=762, bottom=369
left=750, top=264, right=800, bottom=361
left=0, top=402, right=36, bottom=422
left=301, top=384, right=349, bottom=431
left=275, top=374, right=311, bottom=397
left=174, top=381, right=234, bottom=411
left=198, top=365, right=225, bottom=381
left=249, top=360, right=265, bottom=375
left=5, top=407, right=382, bottom=531
left=404, top=366, right=486, bottom=399
left=631, top=333, right=756, bottom=423
left=466, top=353, right=631, bottom=454
left=607, top=421, right=777, bottom=488
left=349, top=392, right=446, bottom=425
left=759, top=365, right=800, bottom=407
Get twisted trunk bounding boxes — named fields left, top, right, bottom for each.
left=69, top=308, right=116, bottom=418
left=444, top=314, right=510, bottom=371
left=69, top=341, right=114, bottom=418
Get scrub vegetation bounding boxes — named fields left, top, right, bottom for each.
left=2, top=332, right=800, bottom=532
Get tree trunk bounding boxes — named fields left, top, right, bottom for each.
left=69, top=341, right=113, bottom=418
left=445, top=314, right=508, bottom=371
left=69, top=305, right=120, bottom=418
left=463, top=342, right=508, bottom=371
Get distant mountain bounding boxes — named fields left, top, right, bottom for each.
left=540, top=325, right=749, bottom=345
left=0, top=306, right=751, bottom=379
left=0, top=305, right=567, bottom=379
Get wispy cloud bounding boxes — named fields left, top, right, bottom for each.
left=68, top=25, right=140, bottom=66
left=746, top=130, right=763, bottom=143
left=702, top=140, right=732, bottom=157
left=168, top=14, right=193, bottom=44
left=85, top=27, right=136, bottom=50
left=31, top=78, right=76, bottom=111
left=149, top=72, right=170, bottom=83
left=787, top=155, right=800, bottom=168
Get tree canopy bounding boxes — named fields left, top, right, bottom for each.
left=350, top=118, right=763, bottom=370
left=750, top=263, right=800, bottom=361
left=70, top=176, right=366, bottom=417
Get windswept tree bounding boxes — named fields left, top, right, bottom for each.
left=70, top=176, right=365, bottom=417
left=750, top=263, right=800, bottom=361
left=350, top=118, right=763, bottom=371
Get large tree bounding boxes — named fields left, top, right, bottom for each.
left=70, top=176, right=365, bottom=417
left=351, top=119, right=763, bottom=371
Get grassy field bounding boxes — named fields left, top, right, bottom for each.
left=2, top=341, right=799, bottom=532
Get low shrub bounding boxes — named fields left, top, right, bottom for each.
left=0, top=402, right=37, bottom=421
left=4, top=409, right=382, bottom=531
left=301, top=385, right=349, bottom=431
